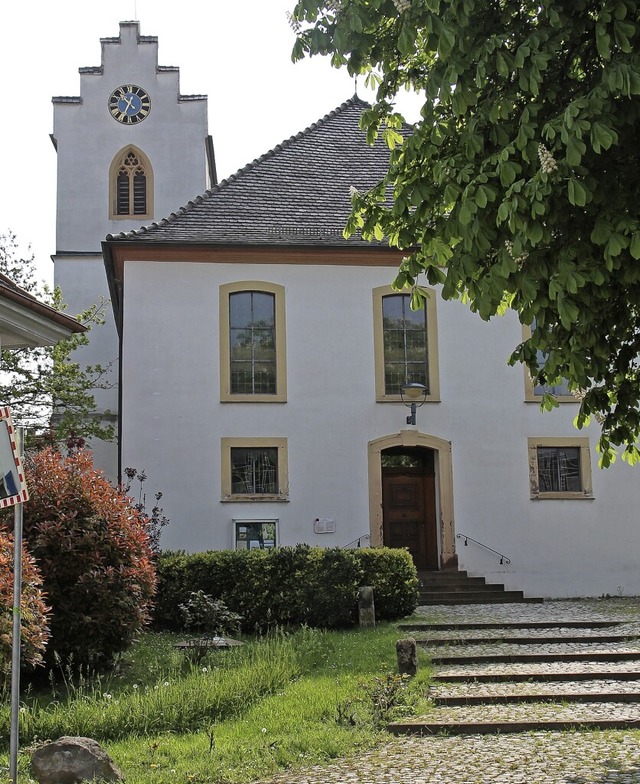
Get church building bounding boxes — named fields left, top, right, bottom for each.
left=54, top=22, right=640, bottom=599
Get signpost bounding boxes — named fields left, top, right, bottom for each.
left=0, top=408, right=30, bottom=784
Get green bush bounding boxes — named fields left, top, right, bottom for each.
left=155, top=545, right=417, bottom=632
left=4, top=448, right=156, bottom=669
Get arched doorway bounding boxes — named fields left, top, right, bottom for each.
left=368, top=432, right=457, bottom=571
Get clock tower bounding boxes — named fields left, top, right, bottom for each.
left=52, top=21, right=213, bottom=477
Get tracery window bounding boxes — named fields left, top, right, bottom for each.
left=109, top=146, right=153, bottom=220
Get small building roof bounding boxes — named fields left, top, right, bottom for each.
left=105, top=96, right=394, bottom=248
left=0, top=273, right=86, bottom=349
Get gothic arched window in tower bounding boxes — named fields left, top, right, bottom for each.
left=109, top=146, right=153, bottom=220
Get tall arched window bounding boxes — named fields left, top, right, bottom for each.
left=109, top=146, right=153, bottom=220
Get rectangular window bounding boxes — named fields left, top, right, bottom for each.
left=536, top=446, right=581, bottom=492
left=382, top=294, right=429, bottom=395
left=523, top=321, right=574, bottom=402
left=220, top=282, right=287, bottom=402
left=528, top=438, right=593, bottom=499
left=373, top=286, right=440, bottom=402
left=231, top=447, right=278, bottom=494
left=221, top=437, right=288, bottom=501
left=229, top=291, right=276, bottom=394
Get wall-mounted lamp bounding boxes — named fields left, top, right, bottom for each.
left=400, top=382, right=428, bottom=425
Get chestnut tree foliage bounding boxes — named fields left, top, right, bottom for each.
left=291, top=0, right=640, bottom=465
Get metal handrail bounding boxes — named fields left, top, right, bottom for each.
left=456, top=533, right=511, bottom=565
left=341, top=533, right=371, bottom=549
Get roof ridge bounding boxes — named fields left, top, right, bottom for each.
left=106, top=95, right=370, bottom=241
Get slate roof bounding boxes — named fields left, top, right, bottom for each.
left=106, top=96, right=395, bottom=247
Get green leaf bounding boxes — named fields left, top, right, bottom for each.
left=398, top=24, right=415, bottom=56
left=630, top=232, right=640, bottom=260
left=565, top=136, right=586, bottom=166
left=590, top=121, right=618, bottom=153
left=567, top=178, right=587, bottom=206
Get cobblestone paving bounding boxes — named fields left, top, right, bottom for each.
left=254, top=600, right=640, bottom=784
left=260, top=732, right=640, bottom=783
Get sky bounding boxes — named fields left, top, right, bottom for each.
left=0, top=0, right=418, bottom=284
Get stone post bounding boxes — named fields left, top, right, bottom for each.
left=396, top=637, right=418, bottom=676
left=358, top=586, right=376, bottom=627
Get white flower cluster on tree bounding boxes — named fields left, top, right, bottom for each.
left=537, top=143, right=558, bottom=174
left=286, top=11, right=302, bottom=32
left=349, top=185, right=360, bottom=197
left=504, top=240, right=528, bottom=267
left=392, top=0, right=411, bottom=12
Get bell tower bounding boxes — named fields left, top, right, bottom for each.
left=51, top=21, right=213, bottom=477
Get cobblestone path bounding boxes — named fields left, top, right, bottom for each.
left=256, top=599, right=640, bottom=784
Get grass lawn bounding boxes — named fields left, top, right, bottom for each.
left=1, top=624, right=431, bottom=783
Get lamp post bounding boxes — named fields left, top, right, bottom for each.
left=400, top=383, right=428, bottom=425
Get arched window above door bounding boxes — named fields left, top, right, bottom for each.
left=109, top=146, right=153, bottom=220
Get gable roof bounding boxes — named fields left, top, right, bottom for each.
left=106, top=96, right=393, bottom=248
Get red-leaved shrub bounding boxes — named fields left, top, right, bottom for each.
left=0, top=529, right=50, bottom=677
left=15, top=448, right=155, bottom=668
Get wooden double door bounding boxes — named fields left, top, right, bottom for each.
left=382, top=466, right=438, bottom=571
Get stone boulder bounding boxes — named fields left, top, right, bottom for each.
left=31, top=736, right=124, bottom=784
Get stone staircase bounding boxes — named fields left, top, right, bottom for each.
left=390, top=601, right=640, bottom=735
left=417, top=570, right=543, bottom=605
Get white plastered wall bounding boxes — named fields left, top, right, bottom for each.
left=120, top=258, right=640, bottom=598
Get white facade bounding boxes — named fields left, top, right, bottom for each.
left=52, top=22, right=211, bottom=475
left=117, top=256, right=640, bottom=599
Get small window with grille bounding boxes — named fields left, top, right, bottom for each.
left=527, top=438, right=593, bottom=499
left=221, top=438, right=288, bottom=501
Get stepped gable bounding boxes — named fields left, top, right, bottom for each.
left=106, top=96, right=393, bottom=247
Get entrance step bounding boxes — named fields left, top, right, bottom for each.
left=416, top=570, right=543, bottom=604
left=399, top=620, right=624, bottom=631
left=433, top=691, right=640, bottom=705
left=388, top=716, right=640, bottom=736
left=388, top=601, right=640, bottom=736
left=411, top=633, right=634, bottom=646
left=430, top=650, right=640, bottom=665
left=432, top=669, right=640, bottom=683
left=419, top=592, right=542, bottom=604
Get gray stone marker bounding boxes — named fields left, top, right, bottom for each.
left=358, top=586, right=376, bottom=627
left=31, top=736, right=124, bottom=784
left=396, top=637, right=418, bottom=676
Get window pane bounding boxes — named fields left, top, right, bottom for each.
left=229, top=292, right=252, bottom=328
left=382, top=294, right=429, bottom=395
left=133, top=170, right=146, bottom=214
left=231, top=447, right=278, bottom=494
left=116, top=171, right=130, bottom=215
left=251, top=292, right=276, bottom=326
left=537, top=447, right=582, bottom=492
left=229, top=291, right=277, bottom=394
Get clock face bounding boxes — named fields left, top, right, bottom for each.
left=108, top=85, right=151, bottom=125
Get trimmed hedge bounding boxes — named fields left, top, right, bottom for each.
left=154, top=545, right=418, bottom=632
